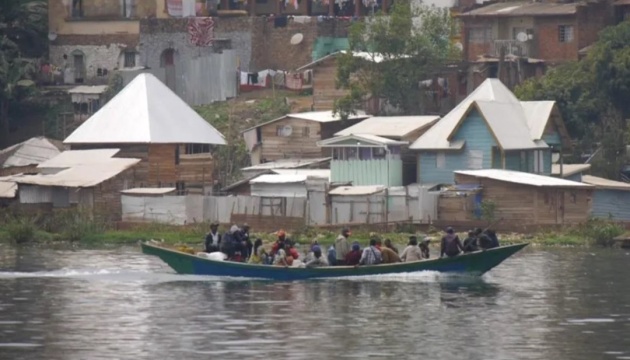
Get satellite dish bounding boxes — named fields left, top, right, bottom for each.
left=279, top=125, right=293, bottom=137
left=516, top=32, right=528, bottom=42
left=290, top=33, right=304, bottom=45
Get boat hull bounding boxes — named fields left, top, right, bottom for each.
left=141, top=242, right=529, bottom=281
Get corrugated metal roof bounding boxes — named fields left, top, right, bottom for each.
left=38, top=149, right=121, bottom=168
left=0, top=181, right=17, bottom=198
left=521, top=101, right=555, bottom=140
left=249, top=174, right=309, bottom=184
left=329, top=185, right=386, bottom=195
left=242, top=110, right=370, bottom=133
left=552, top=164, right=591, bottom=177
left=460, top=2, right=578, bottom=17
left=64, top=73, right=226, bottom=145
left=67, top=85, right=108, bottom=94
left=318, top=134, right=408, bottom=147
left=241, top=158, right=331, bottom=171
left=455, top=169, right=593, bottom=188
left=121, top=187, right=176, bottom=195
left=335, top=116, right=440, bottom=138
left=582, top=175, right=630, bottom=191
left=410, top=79, right=555, bottom=151
left=0, top=137, right=63, bottom=168
left=271, top=169, right=331, bottom=179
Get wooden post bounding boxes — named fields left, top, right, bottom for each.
left=354, top=0, right=360, bottom=17
left=328, top=0, right=334, bottom=16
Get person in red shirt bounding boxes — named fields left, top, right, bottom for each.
left=345, top=242, right=362, bottom=266
left=271, top=229, right=287, bottom=256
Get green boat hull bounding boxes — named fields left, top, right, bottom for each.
left=141, top=242, right=529, bottom=281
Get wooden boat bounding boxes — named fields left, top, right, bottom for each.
left=141, top=242, right=529, bottom=281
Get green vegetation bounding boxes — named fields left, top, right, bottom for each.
left=515, top=21, right=630, bottom=179
left=0, top=0, right=47, bottom=148
left=335, top=1, right=459, bottom=118
left=195, top=95, right=290, bottom=186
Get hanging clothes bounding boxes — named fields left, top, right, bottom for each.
left=248, top=72, right=259, bottom=84
left=167, top=0, right=183, bottom=17
left=182, top=0, right=197, bottom=17
left=187, top=17, right=215, bottom=47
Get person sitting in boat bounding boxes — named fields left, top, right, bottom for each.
left=345, top=241, right=362, bottom=266
left=270, top=229, right=287, bottom=256
left=486, top=229, right=500, bottom=249
left=419, top=237, right=431, bottom=259
left=285, top=240, right=300, bottom=264
left=440, top=227, right=464, bottom=258
left=240, top=223, right=253, bottom=260
left=305, top=245, right=328, bottom=268
left=221, top=225, right=240, bottom=260
left=335, top=228, right=351, bottom=266
left=327, top=245, right=337, bottom=266
left=304, top=239, right=320, bottom=263
left=204, top=222, right=221, bottom=253
left=359, top=238, right=383, bottom=266
left=400, top=236, right=423, bottom=262
left=248, top=239, right=268, bottom=265
left=476, top=228, right=493, bottom=250
left=273, top=242, right=290, bottom=267
left=378, top=238, right=401, bottom=264
left=384, top=238, right=399, bottom=254
left=463, top=230, right=479, bottom=253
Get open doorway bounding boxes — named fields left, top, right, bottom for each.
left=160, top=49, right=176, bottom=92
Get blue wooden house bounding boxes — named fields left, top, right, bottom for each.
left=410, top=79, right=572, bottom=185
left=582, top=175, right=630, bottom=221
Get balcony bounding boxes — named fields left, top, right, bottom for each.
left=491, top=40, right=530, bottom=58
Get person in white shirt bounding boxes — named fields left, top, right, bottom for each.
left=400, top=236, right=424, bottom=262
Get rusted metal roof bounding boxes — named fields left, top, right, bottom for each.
left=460, top=2, right=578, bottom=17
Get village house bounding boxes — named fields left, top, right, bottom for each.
left=410, top=78, right=572, bottom=185
left=581, top=175, right=630, bottom=222
left=7, top=149, right=141, bottom=221
left=221, top=168, right=330, bottom=196
left=239, top=158, right=331, bottom=179
left=63, top=73, right=226, bottom=195
left=458, top=1, right=611, bottom=89
left=68, top=85, right=109, bottom=122
left=241, top=110, right=369, bottom=166
left=0, top=137, right=65, bottom=177
left=445, top=169, right=593, bottom=226
left=321, top=116, right=439, bottom=186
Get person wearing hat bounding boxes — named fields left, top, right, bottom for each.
left=305, top=245, right=328, bottom=268
left=400, top=236, right=423, bottom=262
left=271, top=229, right=287, bottom=257
left=334, top=227, right=351, bottom=266
left=440, top=227, right=464, bottom=258
left=345, top=241, right=362, bottom=266
left=204, top=222, right=222, bottom=253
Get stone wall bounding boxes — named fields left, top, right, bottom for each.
left=49, top=43, right=132, bottom=83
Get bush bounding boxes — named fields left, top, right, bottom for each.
left=575, top=218, right=624, bottom=246
left=4, top=217, right=37, bottom=244
left=41, top=209, right=108, bottom=242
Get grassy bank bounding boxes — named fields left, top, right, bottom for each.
left=0, top=209, right=626, bottom=249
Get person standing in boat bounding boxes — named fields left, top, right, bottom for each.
left=486, top=229, right=500, bottom=249
left=240, top=223, right=253, bottom=260
left=204, top=222, right=222, bottom=253
left=440, top=227, right=464, bottom=258
left=271, top=230, right=287, bottom=257
left=400, top=236, right=423, bottom=262
left=358, top=238, right=382, bottom=266
left=345, top=242, right=362, bottom=266
left=335, top=228, right=351, bottom=266
left=305, top=245, right=328, bottom=268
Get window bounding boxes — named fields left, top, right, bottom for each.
left=436, top=152, right=446, bottom=169
left=512, top=28, right=533, bottom=40
left=467, top=150, right=483, bottom=169
left=533, top=150, right=544, bottom=173
left=346, top=148, right=357, bottom=160
left=71, top=0, right=83, bottom=17
left=123, top=51, right=137, bottom=68
left=468, top=27, right=493, bottom=44
left=558, top=25, right=574, bottom=43
left=302, top=126, right=310, bottom=137
left=185, top=144, right=211, bottom=154
left=160, top=49, right=175, bottom=67
left=372, top=147, right=386, bottom=159
left=121, top=0, right=135, bottom=18
left=520, top=151, right=527, bottom=171
left=360, top=148, right=372, bottom=160
left=176, top=181, right=186, bottom=195
left=175, top=146, right=180, bottom=165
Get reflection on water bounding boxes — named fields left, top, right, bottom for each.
left=0, top=245, right=629, bottom=360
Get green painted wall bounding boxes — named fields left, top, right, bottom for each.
left=331, top=159, right=403, bottom=186
left=312, top=37, right=350, bottom=62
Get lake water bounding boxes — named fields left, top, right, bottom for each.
left=0, top=245, right=629, bottom=360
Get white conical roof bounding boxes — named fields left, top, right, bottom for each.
left=64, top=73, right=226, bottom=145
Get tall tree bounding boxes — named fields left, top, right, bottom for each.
left=0, top=0, right=47, bottom=148
left=334, top=1, right=459, bottom=118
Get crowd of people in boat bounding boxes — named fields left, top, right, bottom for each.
left=202, top=222, right=501, bottom=267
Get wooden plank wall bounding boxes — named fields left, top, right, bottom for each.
left=260, top=118, right=323, bottom=161
left=178, top=150, right=214, bottom=193
left=0, top=165, right=37, bottom=176
left=438, top=195, right=476, bottom=221
left=312, top=58, right=349, bottom=111
left=148, top=144, right=178, bottom=187
left=93, top=168, right=137, bottom=221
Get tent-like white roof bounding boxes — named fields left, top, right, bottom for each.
left=64, top=73, right=226, bottom=145
left=0, top=137, right=62, bottom=168
left=410, top=79, right=557, bottom=151
left=455, top=169, right=594, bottom=188
left=335, top=116, right=440, bottom=138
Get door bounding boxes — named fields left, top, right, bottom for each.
left=73, top=53, right=85, bottom=83
left=161, top=49, right=176, bottom=92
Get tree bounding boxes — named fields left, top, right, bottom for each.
left=0, top=0, right=47, bottom=148
left=334, top=1, right=459, bottom=118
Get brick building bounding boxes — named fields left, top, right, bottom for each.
left=457, top=1, right=612, bottom=90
